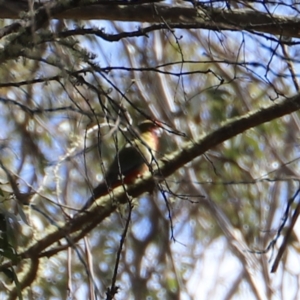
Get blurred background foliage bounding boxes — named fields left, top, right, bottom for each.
left=0, top=0, right=300, bottom=299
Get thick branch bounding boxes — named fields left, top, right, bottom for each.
left=1, top=92, right=297, bottom=264
left=0, top=1, right=300, bottom=38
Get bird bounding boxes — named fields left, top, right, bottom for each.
left=82, top=120, right=160, bottom=210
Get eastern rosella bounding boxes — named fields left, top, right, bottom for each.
left=82, top=120, right=160, bottom=210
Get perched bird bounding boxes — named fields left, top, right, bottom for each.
left=82, top=120, right=160, bottom=210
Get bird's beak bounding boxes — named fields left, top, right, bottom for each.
left=154, top=126, right=163, bottom=137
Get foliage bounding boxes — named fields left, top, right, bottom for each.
left=0, top=0, right=300, bottom=299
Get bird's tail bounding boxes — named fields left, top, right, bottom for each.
left=81, top=181, right=110, bottom=211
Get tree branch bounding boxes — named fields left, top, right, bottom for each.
left=1, top=1, right=300, bottom=39
left=0, top=91, right=296, bottom=268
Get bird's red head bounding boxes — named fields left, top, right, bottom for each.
left=138, top=120, right=161, bottom=135
left=137, top=120, right=161, bottom=152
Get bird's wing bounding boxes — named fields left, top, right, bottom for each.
left=105, top=145, right=148, bottom=184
